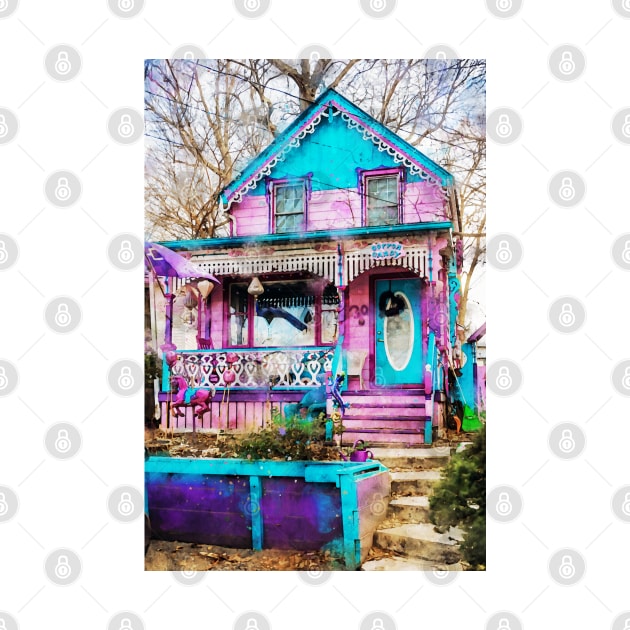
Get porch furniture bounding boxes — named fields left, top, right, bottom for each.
left=196, top=336, right=214, bottom=349
left=346, top=350, right=368, bottom=390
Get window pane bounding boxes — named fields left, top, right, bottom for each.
left=366, top=175, right=398, bottom=226
left=275, top=183, right=304, bottom=233
left=229, top=283, right=248, bottom=346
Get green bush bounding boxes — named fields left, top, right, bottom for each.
left=429, top=424, right=486, bottom=570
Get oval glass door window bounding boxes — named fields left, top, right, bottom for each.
left=384, top=291, right=413, bottom=371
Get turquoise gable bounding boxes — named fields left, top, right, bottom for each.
left=245, top=112, right=425, bottom=197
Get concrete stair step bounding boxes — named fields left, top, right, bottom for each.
left=340, top=431, right=426, bottom=446
left=388, top=496, right=431, bottom=523
left=370, top=447, right=450, bottom=470
left=390, top=470, right=442, bottom=495
left=361, top=557, right=462, bottom=571
left=374, top=524, right=463, bottom=564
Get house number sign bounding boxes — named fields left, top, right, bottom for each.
left=370, top=242, right=404, bottom=260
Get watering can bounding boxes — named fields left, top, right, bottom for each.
left=340, top=439, right=374, bottom=462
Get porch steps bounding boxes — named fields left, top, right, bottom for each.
left=362, top=446, right=463, bottom=571
left=340, top=390, right=428, bottom=446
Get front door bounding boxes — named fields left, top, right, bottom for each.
left=374, top=278, right=422, bottom=387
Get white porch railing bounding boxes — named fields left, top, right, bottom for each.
left=170, top=347, right=334, bottom=388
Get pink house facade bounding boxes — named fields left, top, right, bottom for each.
left=153, top=88, right=464, bottom=445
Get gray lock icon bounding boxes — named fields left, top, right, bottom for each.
left=435, top=50, right=447, bottom=60
left=559, top=51, right=575, bottom=75
left=0, top=240, right=8, bottom=263
left=496, top=0, right=512, bottom=9
left=496, top=240, right=512, bottom=263
left=559, top=429, right=575, bottom=453
left=117, top=115, right=134, bottom=138
left=496, top=114, right=512, bottom=137
left=55, top=51, right=72, bottom=75
left=622, top=114, right=630, bottom=138
left=0, top=367, right=7, bottom=389
left=118, top=367, right=134, bottom=390
left=245, top=619, right=260, bottom=630
left=0, top=492, right=8, bottom=515
left=496, top=492, right=512, bottom=516
left=622, top=493, right=630, bottom=516
left=54, top=303, right=72, bottom=327
left=119, top=619, right=134, bottom=630
left=117, top=240, right=134, bottom=263
left=55, top=177, right=71, bottom=201
left=54, top=554, right=72, bottom=579
left=622, top=241, right=630, bottom=264
left=118, top=492, right=134, bottom=516
left=497, top=620, right=511, bottom=630
left=558, top=555, right=575, bottom=579
left=118, top=0, right=134, bottom=11
left=623, top=367, right=630, bottom=390
left=559, top=177, right=575, bottom=201
left=0, top=115, right=7, bottom=138
left=496, top=366, right=512, bottom=390
left=558, top=304, right=575, bottom=327
left=55, top=429, right=72, bottom=453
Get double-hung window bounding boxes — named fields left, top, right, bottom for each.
left=364, top=171, right=401, bottom=226
left=274, top=182, right=305, bottom=234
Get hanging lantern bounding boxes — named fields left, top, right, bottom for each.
left=247, top=276, right=265, bottom=299
left=182, top=285, right=198, bottom=325
left=197, top=280, right=214, bottom=300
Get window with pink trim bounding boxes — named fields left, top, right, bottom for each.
left=362, top=169, right=402, bottom=227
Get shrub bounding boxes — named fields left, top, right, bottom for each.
left=429, top=424, right=486, bottom=570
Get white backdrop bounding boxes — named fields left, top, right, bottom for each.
left=1, top=1, right=629, bottom=629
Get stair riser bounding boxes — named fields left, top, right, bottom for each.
left=388, top=504, right=431, bottom=523
left=343, top=395, right=426, bottom=406
left=391, top=478, right=439, bottom=495
left=376, top=456, right=449, bottom=470
left=342, top=419, right=426, bottom=430
left=341, top=432, right=426, bottom=446
left=374, top=532, right=461, bottom=564
left=344, top=409, right=425, bottom=419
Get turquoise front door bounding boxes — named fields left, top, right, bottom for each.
left=374, top=278, right=422, bottom=386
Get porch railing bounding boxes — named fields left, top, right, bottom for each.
left=168, top=346, right=334, bottom=389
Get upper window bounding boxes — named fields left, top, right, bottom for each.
left=274, top=182, right=305, bottom=234
left=366, top=175, right=399, bottom=226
